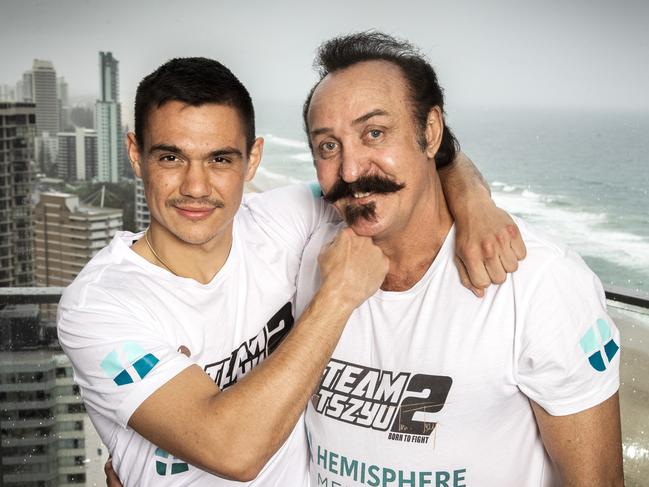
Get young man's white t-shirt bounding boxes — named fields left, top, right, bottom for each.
left=58, top=184, right=332, bottom=487
left=295, top=218, right=620, bottom=487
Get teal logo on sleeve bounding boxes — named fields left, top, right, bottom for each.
left=579, top=319, right=619, bottom=372
left=100, top=341, right=159, bottom=386
left=154, top=448, right=189, bottom=476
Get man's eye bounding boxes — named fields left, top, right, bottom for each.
left=368, top=129, right=383, bottom=139
left=212, top=156, right=230, bottom=164
left=160, top=155, right=178, bottom=162
left=321, top=141, right=337, bottom=152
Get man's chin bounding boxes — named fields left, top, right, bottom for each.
left=168, top=226, right=224, bottom=247
left=343, top=201, right=378, bottom=225
left=345, top=217, right=386, bottom=238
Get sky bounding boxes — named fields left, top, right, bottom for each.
left=1, top=0, right=648, bottom=127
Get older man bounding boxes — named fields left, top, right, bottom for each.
left=297, top=32, right=623, bottom=486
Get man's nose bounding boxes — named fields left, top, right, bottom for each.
left=339, top=144, right=368, bottom=183
left=180, top=162, right=211, bottom=198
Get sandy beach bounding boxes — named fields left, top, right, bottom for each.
left=610, top=302, right=649, bottom=486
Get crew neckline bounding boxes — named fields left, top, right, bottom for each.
left=372, top=224, right=455, bottom=301
left=113, top=225, right=239, bottom=289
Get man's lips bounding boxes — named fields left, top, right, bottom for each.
left=343, top=191, right=382, bottom=204
left=173, top=206, right=217, bottom=220
left=334, top=192, right=381, bottom=219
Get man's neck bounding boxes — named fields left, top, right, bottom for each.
left=131, top=224, right=233, bottom=285
left=376, top=181, right=454, bottom=292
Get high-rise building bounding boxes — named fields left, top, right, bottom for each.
left=134, top=177, right=150, bottom=231
left=1, top=350, right=62, bottom=486
left=0, top=102, right=36, bottom=288
left=35, top=131, right=59, bottom=176
left=20, top=71, right=34, bottom=102
left=95, top=52, right=122, bottom=183
left=15, top=79, right=24, bottom=102
left=57, top=77, right=69, bottom=107
left=121, top=124, right=132, bottom=180
left=32, top=60, right=59, bottom=138
left=58, top=76, right=71, bottom=131
left=32, top=60, right=60, bottom=173
left=99, top=52, right=119, bottom=103
left=0, top=85, right=16, bottom=101
left=53, top=354, right=106, bottom=486
left=84, top=131, right=98, bottom=181
left=57, top=128, right=98, bottom=181
left=0, top=351, right=106, bottom=486
left=34, top=192, right=122, bottom=288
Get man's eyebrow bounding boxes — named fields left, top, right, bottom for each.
left=148, top=144, right=243, bottom=159
left=148, top=143, right=184, bottom=155
left=309, top=109, right=390, bottom=138
left=310, top=127, right=332, bottom=138
left=352, top=109, right=390, bottom=125
left=209, top=147, right=243, bottom=159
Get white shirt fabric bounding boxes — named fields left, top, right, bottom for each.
left=296, top=218, right=620, bottom=487
left=58, top=184, right=330, bottom=487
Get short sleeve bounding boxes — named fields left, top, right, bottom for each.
left=514, top=249, right=620, bottom=416
left=57, top=286, right=194, bottom=428
left=242, top=183, right=338, bottom=257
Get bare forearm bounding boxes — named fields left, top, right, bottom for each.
left=440, top=152, right=527, bottom=292
left=209, top=285, right=354, bottom=474
left=438, top=152, right=490, bottom=218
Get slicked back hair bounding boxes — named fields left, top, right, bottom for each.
left=134, top=57, right=255, bottom=152
left=303, top=31, right=459, bottom=169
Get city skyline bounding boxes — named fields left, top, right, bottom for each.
left=1, top=0, right=648, bottom=132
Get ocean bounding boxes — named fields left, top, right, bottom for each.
left=255, top=102, right=649, bottom=295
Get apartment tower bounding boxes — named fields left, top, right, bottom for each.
left=0, top=351, right=106, bottom=486
left=0, top=102, right=36, bottom=287
left=134, top=178, right=150, bottom=231
left=57, top=128, right=98, bottom=181
left=34, top=192, right=122, bottom=288
left=32, top=60, right=59, bottom=137
left=95, top=52, right=122, bottom=183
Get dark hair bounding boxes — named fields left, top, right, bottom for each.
left=134, top=57, right=255, bottom=152
left=303, top=31, right=459, bottom=169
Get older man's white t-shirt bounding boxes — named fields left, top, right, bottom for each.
left=296, top=217, right=620, bottom=487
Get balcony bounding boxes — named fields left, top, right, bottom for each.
left=2, top=416, right=57, bottom=429
left=1, top=434, right=58, bottom=447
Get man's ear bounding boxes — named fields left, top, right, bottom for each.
left=126, top=132, right=144, bottom=178
left=244, top=137, right=264, bottom=182
left=424, top=106, right=444, bottom=159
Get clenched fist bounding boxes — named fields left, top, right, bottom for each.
left=318, top=227, right=389, bottom=310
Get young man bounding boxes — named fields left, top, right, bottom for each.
left=60, top=58, right=524, bottom=486
left=298, top=32, right=624, bottom=486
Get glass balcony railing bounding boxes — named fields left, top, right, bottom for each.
left=1, top=286, right=648, bottom=486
